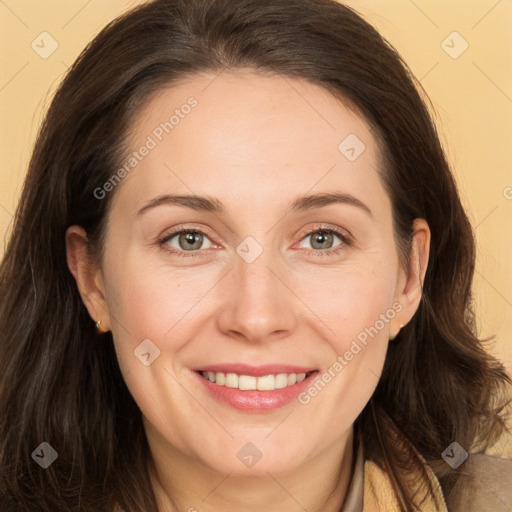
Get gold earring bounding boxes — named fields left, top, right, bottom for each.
left=95, top=320, right=102, bottom=333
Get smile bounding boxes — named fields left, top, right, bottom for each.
left=199, top=371, right=313, bottom=391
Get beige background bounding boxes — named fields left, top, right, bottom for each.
left=1, top=1, right=511, bottom=455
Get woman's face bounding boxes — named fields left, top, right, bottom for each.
left=70, top=71, right=428, bottom=476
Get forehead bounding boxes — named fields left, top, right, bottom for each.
left=112, top=71, right=388, bottom=219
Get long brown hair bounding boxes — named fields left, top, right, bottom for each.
left=1, top=1, right=510, bottom=510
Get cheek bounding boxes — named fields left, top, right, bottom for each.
left=103, top=243, right=212, bottom=336
left=292, top=262, right=396, bottom=415
left=293, top=258, right=398, bottom=343
left=101, top=259, right=210, bottom=447
left=102, top=248, right=224, bottom=377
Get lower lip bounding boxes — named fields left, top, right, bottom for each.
left=193, top=371, right=318, bottom=412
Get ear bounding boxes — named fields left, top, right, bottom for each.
left=65, top=225, right=111, bottom=332
left=389, top=218, right=430, bottom=339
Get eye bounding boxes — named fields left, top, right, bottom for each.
left=160, top=228, right=213, bottom=254
left=296, top=226, right=350, bottom=255
left=158, top=225, right=351, bottom=258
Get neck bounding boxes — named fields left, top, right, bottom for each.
left=147, top=424, right=355, bottom=512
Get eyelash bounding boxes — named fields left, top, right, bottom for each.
left=158, top=224, right=352, bottom=258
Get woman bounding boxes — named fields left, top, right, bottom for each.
left=0, top=0, right=510, bottom=510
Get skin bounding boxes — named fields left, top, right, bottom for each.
left=66, top=71, right=430, bottom=512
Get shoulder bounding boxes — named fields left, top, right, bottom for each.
left=446, top=454, right=512, bottom=512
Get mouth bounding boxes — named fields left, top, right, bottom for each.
left=192, top=365, right=319, bottom=411
left=197, top=370, right=315, bottom=391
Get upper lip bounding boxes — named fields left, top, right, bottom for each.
left=194, top=364, right=317, bottom=377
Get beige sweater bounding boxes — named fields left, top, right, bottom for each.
left=341, top=428, right=512, bottom=511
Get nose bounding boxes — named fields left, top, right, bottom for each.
left=216, top=247, right=299, bottom=344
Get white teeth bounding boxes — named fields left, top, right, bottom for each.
left=275, top=373, right=288, bottom=389
left=200, top=371, right=312, bottom=390
left=224, top=373, right=239, bottom=388
left=238, top=375, right=257, bottom=390
left=257, top=374, right=275, bottom=391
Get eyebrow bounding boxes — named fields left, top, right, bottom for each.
left=136, top=192, right=372, bottom=218
left=290, top=192, right=372, bottom=217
